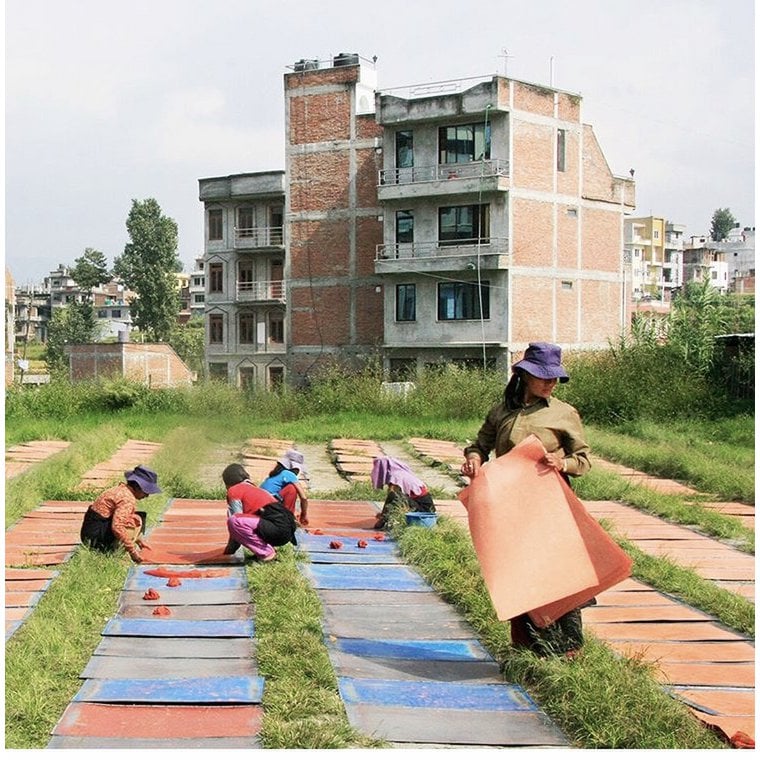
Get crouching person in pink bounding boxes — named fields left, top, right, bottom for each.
left=222, top=463, right=299, bottom=562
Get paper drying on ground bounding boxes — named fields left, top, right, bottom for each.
left=458, top=435, right=631, bottom=625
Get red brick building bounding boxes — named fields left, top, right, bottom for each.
left=200, top=54, right=635, bottom=386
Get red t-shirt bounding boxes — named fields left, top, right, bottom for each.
left=227, top=481, right=276, bottom=515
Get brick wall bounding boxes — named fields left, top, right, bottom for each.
left=512, top=121, right=554, bottom=192
left=512, top=198, right=553, bottom=267
left=66, top=343, right=193, bottom=387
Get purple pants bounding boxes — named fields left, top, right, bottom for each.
left=226, top=514, right=275, bottom=560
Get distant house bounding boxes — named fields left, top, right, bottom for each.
left=5, top=267, right=15, bottom=387
left=64, top=341, right=194, bottom=387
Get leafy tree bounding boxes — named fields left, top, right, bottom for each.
left=71, top=248, right=110, bottom=294
left=44, top=302, right=97, bottom=374
left=167, top=317, right=205, bottom=375
left=113, top=198, right=182, bottom=341
left=709, top=208, right=736, bottom=241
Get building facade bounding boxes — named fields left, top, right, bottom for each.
left=198, top=171, right=287, bottom=388
left=200, top=54, right=635, bottom=386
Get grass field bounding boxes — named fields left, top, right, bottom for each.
left=5, top=400, right=753, bottom=749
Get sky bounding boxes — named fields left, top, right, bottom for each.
left=4, top=0, right=756, bottom=286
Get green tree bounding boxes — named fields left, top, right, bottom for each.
left=167, top=317, right=205, bottom=375
left=44, top=302, right=97, bottom=374
left=113, top=198, right=182, bottom=341
left=70, top=248, right=110, bottom=293
left=709, top=207, right=736, bottom=241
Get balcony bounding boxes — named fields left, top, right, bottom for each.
left=236, top=280, right=286, bottom=303
left=234, top=226, right=284, bottom=250
left=375, top=238, right=510, bottom=274
left=377, top=159, right=509, bottom=201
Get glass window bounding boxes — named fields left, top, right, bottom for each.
left=439, top=204, right=490, bottom=245
left=208, top=209, right=223, bottom=240
left=439, top=123, right=491, bottom=164
left=437, top=281, right=490, bottom=320
left=395, top=130, right=413, bottom=168
left=208, top=264, right=223, bottom=293
left=237, top=206, right=254, bottom=237
left=396, top=211, right=414, bottom=244
left=396, top=284, right=416, bottom=322
left=238, top=261, right=254, bottom=291
left=269, top=313, right=284, bottom=343
left=268, top=366, right=284, bottom=390
left=239, top=312, right=255, bottom=344
left=557, top=129, right=566, bottom=172
left=209, top=314, right=224, bottom=344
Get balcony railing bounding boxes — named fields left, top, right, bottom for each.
left=379, top=159, right=509, bottom=186
left=376, top=238, right=509, bottom=261
left=234, top=226, right=284, bottom=248
left=236, top=280, right=286, bottom=302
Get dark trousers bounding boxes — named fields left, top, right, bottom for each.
left=80, top=508, right=146, bottom=552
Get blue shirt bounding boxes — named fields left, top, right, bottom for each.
left=260, top=469, right=298, bottom=495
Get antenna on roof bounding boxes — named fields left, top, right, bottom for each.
left=499, top=49, right=513, bottom=77
left=549, top=56, right=555, bottom=87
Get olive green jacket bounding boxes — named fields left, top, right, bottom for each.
left=464, top=396, right=591, bottom=477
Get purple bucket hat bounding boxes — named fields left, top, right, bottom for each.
left=124, top=465, right=162, bottom=494
left=512, top=342, right=569, bottom=383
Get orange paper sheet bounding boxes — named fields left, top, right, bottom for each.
left=458, top=435, right=631, bottom=626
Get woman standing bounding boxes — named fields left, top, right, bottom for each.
left=461, top=342, right=591, bottom=657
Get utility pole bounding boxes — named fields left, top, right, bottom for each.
left=499, top=49, right=513, bottom=77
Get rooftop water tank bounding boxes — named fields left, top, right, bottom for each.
left=333, top=52, right=359, bottom=67
left=294, top=59, right=319, bottom=72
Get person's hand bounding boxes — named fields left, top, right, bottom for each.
left=129, top=549, right=143, bottom=563
left=461, top=457, right=481, bottom=479
left=541, top=452, right=565, bottom=471
left=137, top=538, right=152, bottom=550
left=299, top=513, right=309, bottom=526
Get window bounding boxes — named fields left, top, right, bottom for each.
left=653, top=230, right=660, bottom=240
left=269, top=206, right=284, bottom=245
left=239, top=366, right=255, bottom=390
left=557, top=129, right=566, bottom=172
left=193, top=294, right=205, bottom=304
left=439, top=123, right=491, bottom=164
left=208, top=363, right=227, bottom=381
left=439, top=204, right=490, bottom=245
left=396, top=130, right=413, bottom=168
left=561, top=281, right=573, bottom=290
left=238, top=260, right=254, bottom=291
left=268, top=366, right=284, bottom=390
left=237, top=206, right=254, bottom=237
left=396, top=211, right=414, bottom=244
left=111, top=309, right=122, bottom=318
left=437, top=281, right=490, bottom=320
left=208, top=264, right=223, bottom=293
left=269, top=313, right=284, bottom=344
left=396, top=284, right=416, bottom=322
left=239, top=312, right=255, bottom=344
left=208, top=209, right=223, bottom=240
left=209, top=314, right=224, bottom=344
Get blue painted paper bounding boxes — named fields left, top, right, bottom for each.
left=102, top=618, right=254, bottom=638
left=330, top=637, right=494, bottom=661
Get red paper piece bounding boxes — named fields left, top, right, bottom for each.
left=731, top=731, right=755, bottom=749
left=152, top=605, right=171, bottom=616
left=373, top=534, right=385, bottom=541
left=313, top=529, right=324, bottom=535
left=167, top=577, right=182, bottom=587
left=357, top=540, right=368, bottom=548
left=329, top=540, right=343, bottom=550
left=142, top=588, right=160, bottom=600
left=458, top=435, right=631, bottom=627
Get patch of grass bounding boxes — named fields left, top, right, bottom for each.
left=394, top=518, right=725, bottom=749
left=5, top=548, right=129, bottom=749
left=248, top=546, right=386, bottom=749
left=587, top=421, right=754, bottom=503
